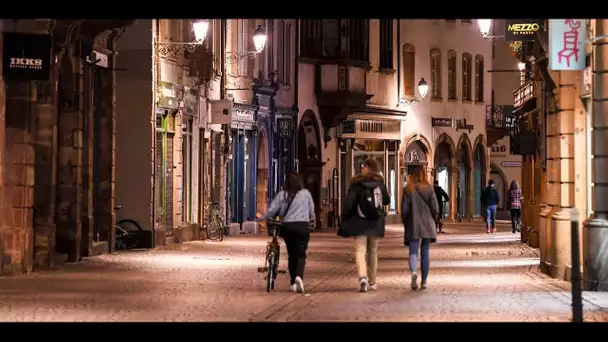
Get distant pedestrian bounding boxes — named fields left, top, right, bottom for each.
left=506, top=180, right=523, bottom=234
left=401, top=166, right=439, bottom=290
left=433, top=180, right=450, bottom=233
left=480, top=179, right=500, bottom=234
left=338, top=159, right=390, bottom=293
left=256, top=172, right=315, bottom=293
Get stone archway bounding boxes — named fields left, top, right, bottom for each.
left=434, top=133, right=457, bottom=220
left=456, top=134, right=474, bottom=220
left=256, top=129, right=269, bottom=221
left=490, top=162, right=508, bottom=212
left=298, top=110, right=323, bottom=227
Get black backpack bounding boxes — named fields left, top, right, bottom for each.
left=357, top=186, right=383, bottom=220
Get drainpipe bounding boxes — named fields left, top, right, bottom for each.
left=584, top=18, right=608, bottom=291
left=293, top=20, right=300, bottom=173
left=397, top=19, right=401, bottom=103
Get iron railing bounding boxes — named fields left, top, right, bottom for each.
left=513, top=80, right=535, bottom=108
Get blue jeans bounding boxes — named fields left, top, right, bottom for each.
left=485, top=205, right=497, bottom=228
left=408, top=238, right=431, bottom=283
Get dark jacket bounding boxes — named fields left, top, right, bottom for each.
left=338, top=171, right=390, bottom=238
left=434, top=185, right=449, bottom=204
left=480, top=185, right=500, bottom=206
left=402, top=184, right=439, bottom=245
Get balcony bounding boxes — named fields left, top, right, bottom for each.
left=513, top=80, right=536, bottom=110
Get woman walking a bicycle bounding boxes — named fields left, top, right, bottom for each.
left=256, top=172, right=315, bottom=293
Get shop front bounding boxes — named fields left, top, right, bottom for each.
left=255, top=85, right=297, bottom=211
left=338, top=117, right=401, bottom=223
left=154, top=81, right=182, bottom=238
left=226, top=103, right=258, bottom=230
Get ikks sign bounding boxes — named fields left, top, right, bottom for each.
left=549, top=19, right=587, bottom=71
left=505, top=19, right=543, bottom=41
left=2, top=32, right=51, bottom=81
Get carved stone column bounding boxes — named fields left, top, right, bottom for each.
left=584, top=18, right=608, bottom=291
left=56, top=53, right=83, bottom=262
left=546, top=70, right=577, bottom=280
left=450, top=168, right=459, bottom=221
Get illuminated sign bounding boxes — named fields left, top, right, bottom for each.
left=505, top=19, right=543, bottom=41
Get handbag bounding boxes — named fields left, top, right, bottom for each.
left=267, top=190, right=299, bottom=236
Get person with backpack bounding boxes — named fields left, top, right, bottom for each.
left=506, top=180, right=523, bottom=233
left=402, top=166, right=439, bottom=290
left=433, top=180, right=450, bottom=233
left=480, top=179, right=500, bottom=234
left=338, top=159, right=390, bottom=293
left=256, top=172, right=315, bottom=293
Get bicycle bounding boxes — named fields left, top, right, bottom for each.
left=205, top=202, right=225, bottom=242
left=257, top=219, right=286, bottom=292
left=114, top=205, right=143, bottom=250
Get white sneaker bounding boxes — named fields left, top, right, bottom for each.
left=369, top=283, right=378, bottom=291
left=421, top=282, right=427, bottom=290
left=290, top=284, right=297, bottom=292
left=411, top=273, right=419, bottom=290
left=359, top=277, right=369, bottom=292
left=295, top=276, right=305, bottom=293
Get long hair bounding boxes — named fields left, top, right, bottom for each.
left=510, top=180, right=519, bottom=191
left=284, top=172, right=304, bottom=202
left=406, top=166, right=430, bottom=192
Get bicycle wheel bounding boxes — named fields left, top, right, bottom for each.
left=273, top=245, right=280, bottom=280
left=266, top=253, right=275, bottom=292
left=116, top=219, right=142, bottom=250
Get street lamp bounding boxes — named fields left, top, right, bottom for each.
left=397, top=78, right=429, bottom=107
left=154, top=19, right=211, bottom=58
left=154, top=20, right=267, bottom=63
left=477, top=19, right=505, bottom=40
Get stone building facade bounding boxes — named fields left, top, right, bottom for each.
left=297, top=19, right=492, bottom=227
left=0, top=19, right=134, bottom=275
left=514, top=19, right=608, bottom=290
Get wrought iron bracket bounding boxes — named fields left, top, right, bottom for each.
left=154, top=42, right=201, bottom=59
left=154, top=42, right=261, bottom=64
left=224, top=51, right=261, bottom=64
left=397, top=97, right=421, bottom=108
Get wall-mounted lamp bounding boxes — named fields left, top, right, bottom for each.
left=154, top=19, right=268, bottom=64
left=477, top=19, right=506, bottom=40
left=397, top=78, right=428, bottom=107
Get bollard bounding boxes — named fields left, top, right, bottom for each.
left=571, top=210, right=583, bottom=323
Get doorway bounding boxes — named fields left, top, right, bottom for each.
left=256, top=131, right=269, bottom=217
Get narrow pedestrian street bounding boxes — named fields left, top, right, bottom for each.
left=0, top=223, right=607, bottom=322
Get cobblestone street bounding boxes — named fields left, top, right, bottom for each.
left=0, top=222, right=607, bottom=322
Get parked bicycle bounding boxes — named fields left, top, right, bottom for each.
left=205, top=201, right=225, bottom=242
left=114, top=205, right=143, bottom=250
left=257, top=219, right=286, bottom=292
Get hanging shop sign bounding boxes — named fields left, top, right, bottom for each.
left=431, top=117, right=454, bottom=128
left=501, top=161, right=522, bottom=168
left=549, top=19, right=587, bottom=71
left=455, top=119, right=474, bottom=133
left=504, top=19, right=543, bottom=41
left=2, top=32, right=51, bottom=81
left=277, top=118, right=293, bottom=138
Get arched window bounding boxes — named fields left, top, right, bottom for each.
left=447, top=50, right=457, bottom=100
left=430, top=49, right=442, bottom=99
left=402, top=44, right=415, bottom=97
left=475, top=54, right=485, bottom=102
left=462, top=53, right=472, bottom=101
